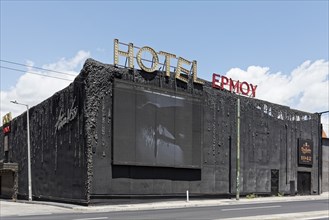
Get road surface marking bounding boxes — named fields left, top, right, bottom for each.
left=73, top=217, right=108, bottom=220
left=18, top=212, right=52, bottom=216
left=304, top=217, right=329, bottom=220
left=221, top=205, right=281, bottom=211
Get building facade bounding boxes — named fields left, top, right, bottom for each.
left=322, top=136, right=329, bottom=193
left=0, top=59, right=321, bottom=204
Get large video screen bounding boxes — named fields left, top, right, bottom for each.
left=113, top=79, right=202, bottom=169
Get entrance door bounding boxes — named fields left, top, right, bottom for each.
left=297, top=172, right=311, bottom=195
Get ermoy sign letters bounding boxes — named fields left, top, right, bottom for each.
left=212, top=74, right=257, bottom=97
left=114, top=39, right=204, bottom=84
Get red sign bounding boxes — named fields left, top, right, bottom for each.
left=3, top=125, right=10, bottom=134
left=212, top=73, right=257, bottom=97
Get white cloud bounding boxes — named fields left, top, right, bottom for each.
left=225, top=59, right=329, bottom=135
left=1, top=50, right=90, bottom=119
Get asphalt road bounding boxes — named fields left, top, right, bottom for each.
left=3, top=199, right=328, bottom=220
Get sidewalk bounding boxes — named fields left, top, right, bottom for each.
left=75, top=192, right=329, bottom=212
left=0, top=192, right=328, bottom=217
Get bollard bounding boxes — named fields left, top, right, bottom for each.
left=186, top=190, right=189, bottom=202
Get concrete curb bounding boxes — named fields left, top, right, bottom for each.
left=1, top=193, right=328, bottom=213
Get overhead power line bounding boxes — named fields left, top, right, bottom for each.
left=0, top=59, right=77, bottom=77
left=0, top=66, right=73, bottom=82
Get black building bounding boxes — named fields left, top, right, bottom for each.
left=322, top=135, right=329, bottom=193
left=0, top=59, right=321, bottom=204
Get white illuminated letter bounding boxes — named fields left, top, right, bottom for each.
left=175, top=57, right=191, bottom=83
left=114, top=39, right=134, bottom=69
left=159, top=51, right=176, bottom=77
left=136, top=46, right=159, bottom=73
left=192, top=60, right=204, bottom=84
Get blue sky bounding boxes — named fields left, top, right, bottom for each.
left=1, top=0, right=329, bottom=131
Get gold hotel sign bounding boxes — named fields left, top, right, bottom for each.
left=114, top=39, right=204, bottom=84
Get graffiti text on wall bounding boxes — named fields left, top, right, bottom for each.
left=55, top=99, right=78, bottom=132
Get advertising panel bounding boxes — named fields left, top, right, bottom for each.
left=113, top=79, right=202, bottom=169
left=298, top=139, right=313, bottom=166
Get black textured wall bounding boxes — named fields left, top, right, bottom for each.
left=0, top=58, right=321, bottom=204
left=0, top=73, right=88, bottom=204
left=82, top=59, right=320, bottom=198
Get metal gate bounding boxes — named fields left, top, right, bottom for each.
left=271, top=169, right=279, bottom=195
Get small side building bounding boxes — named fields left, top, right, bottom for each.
left=322, top=131, right=329, bottom=193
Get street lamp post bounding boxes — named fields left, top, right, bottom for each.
left=10, top=100, right=32, bottom=201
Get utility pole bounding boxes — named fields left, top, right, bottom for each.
left=10, top=100, right=32, bottom=201
left=236, top=97, right=240, bottom=200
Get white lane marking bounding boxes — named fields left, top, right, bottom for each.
left=221, top=205, right=281, bottom=211
left=18, top=212, right=52, bottom=216
left=305, top=217, right=329, bottom=220
left=73, top=217, right=108, bottom=220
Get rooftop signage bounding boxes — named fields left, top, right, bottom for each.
left=114, top=39, right=204, bottom=84
left=212, top=73, right=257, bottom=97
left=114, top=39, right=258, bottom=96
left=2, top=112, right=12, bottom=134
